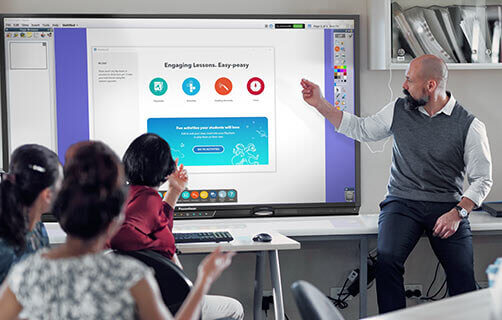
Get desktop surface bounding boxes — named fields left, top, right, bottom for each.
left=44, top=211, right=502, bottom=245
left=363, top=288, right=494, bottom=320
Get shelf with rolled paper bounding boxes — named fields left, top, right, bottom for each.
left=369, top=0, right=502, bottom=69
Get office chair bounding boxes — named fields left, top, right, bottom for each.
left=113, top=249, right=193, bottom=315
left=291, top=280, right=345, bottom=320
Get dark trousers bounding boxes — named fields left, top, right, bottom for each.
left=376, top=196, right=476, bottom=314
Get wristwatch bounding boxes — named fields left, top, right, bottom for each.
left=455, top=205, right=469, bottom=218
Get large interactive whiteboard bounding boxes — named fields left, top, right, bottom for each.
left=1, top=15, right=360, bottom=218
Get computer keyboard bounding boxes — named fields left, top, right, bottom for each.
left=173, top=231, right=234, bottom=243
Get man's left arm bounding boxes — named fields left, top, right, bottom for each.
left=462, top=119, right=493, bottom=207
left=433, top=119, right=493, bottom=239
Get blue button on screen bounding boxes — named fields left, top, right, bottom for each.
left=193, top=145, right=224, bottom=153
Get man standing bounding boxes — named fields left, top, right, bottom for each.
left=301, top=54, right=492, bottom=313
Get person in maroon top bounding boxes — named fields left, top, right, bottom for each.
left=110, top=133, right=243, bottom=320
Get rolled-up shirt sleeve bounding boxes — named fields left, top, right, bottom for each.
left=337, top=100, right=396, bottom=142
left=462, top=118, right=493, bottom=207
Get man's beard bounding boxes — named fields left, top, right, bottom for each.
left=403, top=89, right=429, bottom=111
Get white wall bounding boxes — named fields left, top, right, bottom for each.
left=1, top=0, right=501, bottom=319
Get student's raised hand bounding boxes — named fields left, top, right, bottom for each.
left=196, top=247, right=235, bottom=290
left=167, top=158, right=188, bottom=193
left=301, top=78, right=323, bottom=108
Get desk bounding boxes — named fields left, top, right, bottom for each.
left=45, top=211, right=502, bottom=319
left=174, top=228, right=300, bottom=320
left=363, top=288, right=494, bottom=320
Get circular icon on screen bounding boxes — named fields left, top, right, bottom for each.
left=191, top=191, right=199, bottom=199
left=200, top=191, right=209, bottom=199
left=209, top=191, right=217, bottom=199
left=227, top=190, right=236, bottom=199
left=218, top=190, right=227, bottom=198
left=181, top=191, right=190, bottom=199
left=247, top=77, right=265, bottom=95
left=182, top=77, right=201, bottom=96
left=149, top=78, right=168, bottom=96
left=215, top=77, right=233, bottom=95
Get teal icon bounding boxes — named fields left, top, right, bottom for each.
left=149, top=77, right=167, bottom=96
left=182, top=77, right=200, bottom=96
left=181, top=191, right=190, bottom=199
left=227, top=190, right=236, bottom=199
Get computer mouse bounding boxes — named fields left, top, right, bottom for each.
left=253, top=233, right=272, bottom=242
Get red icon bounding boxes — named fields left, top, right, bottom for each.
left=191, top=191, right=199, bottom=199
left=247, top=77, right=265, bottom=95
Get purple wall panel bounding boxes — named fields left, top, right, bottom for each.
left=54, top=28, right=90, bottom=164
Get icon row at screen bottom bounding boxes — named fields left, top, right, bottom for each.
left=159, top=189, right=238, bottom=203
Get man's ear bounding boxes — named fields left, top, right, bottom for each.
left=427, top=79, right=437, bottom=92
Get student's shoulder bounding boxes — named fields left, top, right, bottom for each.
left=101, top=253, right=153, bottom=286
left=0, top=238, right=16, bottom=280
left=103, top=252, right=150, bottom=271
left=6, top=251, right=46, bottom=292
left=0, top=237, right=16, bottom=259
left=130, top=185, right=162, bottom=202
left=127, top=186, right=164, bottom=215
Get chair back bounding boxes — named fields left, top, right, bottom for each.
left=291, top=280, right=345, bottom=320
left=114, top=249, right=192, bottom=315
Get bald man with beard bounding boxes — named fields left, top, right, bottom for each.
left=301, top=55, right=493, bottom=313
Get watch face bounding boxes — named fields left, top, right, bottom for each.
left=456, top=206, right=468, bottom=218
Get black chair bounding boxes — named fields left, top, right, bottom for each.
left=113, top=249, right=192, bottom=315
left=291, top=280, right=345, bottom=320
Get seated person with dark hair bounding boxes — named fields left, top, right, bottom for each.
left=0, top=141, right=235, bottom=320
left=110, top=133, right=244, bottom=320
left=0, top=144, right=62, bottom=284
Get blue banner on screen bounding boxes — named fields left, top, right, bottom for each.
left=147, top=117, right=269, bottom=166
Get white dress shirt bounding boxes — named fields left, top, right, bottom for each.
left=337, top=94, right=493, bottom=207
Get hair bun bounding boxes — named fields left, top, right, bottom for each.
left=55, top=141, right=127, bottom=240
left=67, top=143, right=121, bottom=190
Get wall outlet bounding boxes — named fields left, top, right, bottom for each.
left=404, top=284, right=423, bottom=298
left=348, top=270, right=359, bottom=282
left=478, top=281, right=489, bottom=289
left=330, top=287, right=353, bottom=301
